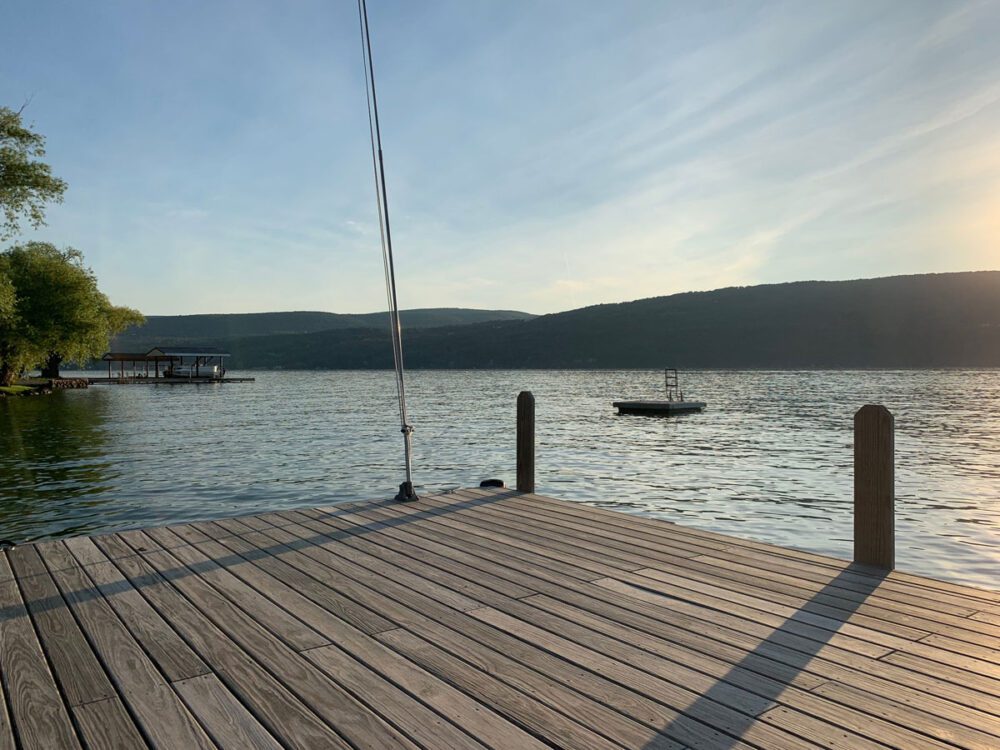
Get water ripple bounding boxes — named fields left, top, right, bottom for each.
left=1, top=369, right=998, bottom=587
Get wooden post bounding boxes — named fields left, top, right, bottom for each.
left=854, top=404, right=894, bottom=569
left=516, top=391, right=535, bottom=493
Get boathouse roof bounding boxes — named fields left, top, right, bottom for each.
left=146, top=346, right=231, bottom=358
left=101, top=351, right=161, bottom=362
left=101, top=347, right=231, bottom=361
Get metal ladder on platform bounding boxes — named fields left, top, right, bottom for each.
left=664, top=368, right=683, bottom=402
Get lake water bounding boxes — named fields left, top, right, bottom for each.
left=1, top=370, right=998, bottom=588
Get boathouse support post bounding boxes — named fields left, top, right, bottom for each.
left=854, top=404, right=894, bottom=569
left=517, top=391, right=535, bottom=493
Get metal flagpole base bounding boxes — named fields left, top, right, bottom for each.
left=395, top=481, right=418, bottom=502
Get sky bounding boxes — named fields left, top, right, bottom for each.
left=3, top=0, right=1000, bottom=315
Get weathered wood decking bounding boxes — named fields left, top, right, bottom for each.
left=2, top=487, right=999, bottom=749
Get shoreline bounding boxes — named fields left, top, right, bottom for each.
left=0, top=377, right=89, bottom=397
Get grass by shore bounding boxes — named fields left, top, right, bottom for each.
left=0, top=385, right=32, bottom=395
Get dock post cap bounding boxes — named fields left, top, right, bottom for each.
left=855, top=403, right=892, bottom=417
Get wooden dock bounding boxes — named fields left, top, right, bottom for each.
left=2, top=486, right=998, bottom=749
left=86, top=376, right=256, bottom=385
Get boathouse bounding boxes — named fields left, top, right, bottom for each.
left=101, top=347, right=231, bottom=380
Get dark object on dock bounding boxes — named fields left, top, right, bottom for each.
left=395, top=480, right=418, bottom=502
left=479, top=478, right=506, bottom=488
left=614, top=368, right=705, bottom=415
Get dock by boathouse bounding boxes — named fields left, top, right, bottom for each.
left=95, top=347, right=253, bottom=384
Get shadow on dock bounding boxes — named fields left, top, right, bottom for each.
left=645, top=565, right=888, bottom=749
left=1, top=489, right=505, bottom=622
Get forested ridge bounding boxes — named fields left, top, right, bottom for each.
left=117, top=272, right=1000, bottom=369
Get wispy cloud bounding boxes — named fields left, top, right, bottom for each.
left=3, top=0, right=999, bottom=313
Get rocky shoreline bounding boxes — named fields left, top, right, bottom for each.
left=0, top=378, right=89, bottom=397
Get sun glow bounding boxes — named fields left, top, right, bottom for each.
left=953, top=185, right=1000, bottom=267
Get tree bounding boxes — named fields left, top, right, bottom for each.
left=40, top=294, right=145, bottom=379
left=0, top=261, right=14, bottom=320
left=0, top=243, right=143, bottom=385
left=0, top=106, right=67, bottom=241
left=0, top=261, right=18, bottom=383
left=0, top=252, right=42, bottom=386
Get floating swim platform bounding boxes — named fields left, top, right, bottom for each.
left=613, top=399, right=706, bottom=415
left=614, top=368, right=706, bottom=415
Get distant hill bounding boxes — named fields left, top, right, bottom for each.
left=112, top=308, right=536, bottom=352
left=212, top=271, right=1000, bottom=369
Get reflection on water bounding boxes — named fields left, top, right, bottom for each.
left=1, top=370, right=998, bottom=587
left=0, top=389, right=119, bottom=539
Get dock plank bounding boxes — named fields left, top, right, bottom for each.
left=173, top=673, right=283, bottom=750
left=0, top=671, right=14, bottom=750
left=505, top=489, right=1000, bottom=610
left=62, top=536, right=210, bottom=682
left=203, top=521, right=398, bottom=635
left=296, top=506, right=820, bottom=748
left=106, top=544, right=352, bottom=750
left=423, top=494, right=946, bottom=647
left=159, top=533, right=330, bottom=652
left=5, top=543, right=116, bottom=707
left=596, top=577, right=1000, bottom=720
left=35, top=541, right=216, bottom=750
left=127, top=537, right=421, bottom=750
left=305, top=639, right=549, bottom=750
left=322, top=488, right=993, bottom=726
left=227, top=519, right=703, bottom=749
left=72, top=697, right=149, bottom=749
left=3, top=488, right=999, bottom=749
left=198, top=520, right=680, bottom=748
left=183, top=529, right=547, bottom=749
left=282, top=508, right=536, bottom=602
left=496, top=492, right=987, bottom=623
left=420, top=505, right=1000, bottom=729
left=0, top=553, right=81, bottom=750
left=373, top=628, right=628, bottom=750
left=242, top=512, right=812, bottom=746
left=441, top=493, right=963, bottom=646
left=469, top=607, right=812, bottom=750
left=300, top=642, right=488, bottom=750
left=344, top=494, right=1000, bottom=704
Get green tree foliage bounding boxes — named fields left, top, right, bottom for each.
left=0, top=243, right=144, bottom=384
left=0, top=252, right=40, bottom=385
left=0, top=106, right=67, bottom=241
left=0, top=261, right=14, bottom=320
